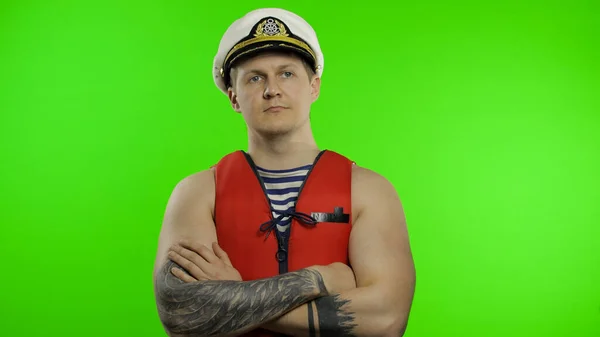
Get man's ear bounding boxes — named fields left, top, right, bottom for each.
left=310, top=76, right=321, bottom=102
left=227, top=88, right=241, bottom=113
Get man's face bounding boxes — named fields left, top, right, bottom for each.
left=227, top=52, right=320, bottom=138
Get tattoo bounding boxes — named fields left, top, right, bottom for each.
left=308, top=301, right=316, bottom=337
left=154, top=260, right=327, bottom=336
left=314, top=294, right=357, bottom=337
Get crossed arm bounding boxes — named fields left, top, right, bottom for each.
left=155, top=261, right=329, bottom=336
left=153, top=167, right=416, bottom=336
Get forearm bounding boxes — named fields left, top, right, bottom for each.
left=262, top=286, right=409, bottom=337
left=154, top=260, right=327, bottom=336
left=261, top=301, right=313, bottom=337
left=261, top=301, right=312, bottom=337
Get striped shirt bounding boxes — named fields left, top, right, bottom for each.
left=256, top=164, right=312, bottom=234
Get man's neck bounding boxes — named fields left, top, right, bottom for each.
left=247, top=134, right=321, bottom=170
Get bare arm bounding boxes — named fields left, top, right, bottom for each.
left=155, top=260, right=328, bottom=336
left=261, top=166, right=417, bottom=336
left=152, top=170, right=336, bottom=336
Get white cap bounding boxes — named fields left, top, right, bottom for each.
left=212, top=8, right=324, bottom=94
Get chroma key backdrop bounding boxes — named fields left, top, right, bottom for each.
left=1, top=1, right=598, bottom=336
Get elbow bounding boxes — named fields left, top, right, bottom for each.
left=371, top=297, right=410, bottom=337
left=154, top=265, right=209, bottom=336
left=158, top=323, right=179, bottom=337
left=385, top=318, right=409, bottom=337
left=156, top=299, right=212, bottom=337
left=376, top=284, right=415, bottom=336
left=154, top=291, right=179, bottom=334
left=157, top=306, right=207, bottom=337
left=361, top=287, right=412, bottom=337
left=377, top=314, right=408, bottom=337
left=158, top=318, right=192, bottom=337
left=155, top=291, right=223, bottom=337
left=156, top=303, right=187, bottom=337
left=154, top=287, right=206, bottom=336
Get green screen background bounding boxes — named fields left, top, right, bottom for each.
left=1, top=0, right=598, bottom=336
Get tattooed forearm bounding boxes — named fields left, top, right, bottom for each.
left=314, top=295, right=358, bottom=337
left=154, top=260, right=327, bottom=336
left=307, top=301, right=316, bottom=337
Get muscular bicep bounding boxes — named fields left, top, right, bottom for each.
left=348, top=167, right=415, bottom=293
left=153, top=169, right=217, bottom=278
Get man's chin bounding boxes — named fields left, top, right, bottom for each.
left=255, top=126, right=294, bottom=139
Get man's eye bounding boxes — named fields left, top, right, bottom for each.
left=249, top=76, right=261, bottom=82
left=282, top=71, right=293, bottom=78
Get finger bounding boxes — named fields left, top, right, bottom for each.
left=168, top=250, right=209, bottom=280
left=170, top=244, right=212, bottom=270
left=179, top=240, right=219, bottom=264
left=213, top=242, right=233, bottom=266
left=170, top=266, right=197, bottom=283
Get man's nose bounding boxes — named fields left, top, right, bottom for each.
left=263, top=78, right=282, bottom=98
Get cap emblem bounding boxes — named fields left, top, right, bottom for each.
left=255, top=18, right=288, bottom=37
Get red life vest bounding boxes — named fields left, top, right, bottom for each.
left=213, top=150, right=353, bottom=336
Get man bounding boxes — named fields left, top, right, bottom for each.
left=153, top=7, right=416, bottom=337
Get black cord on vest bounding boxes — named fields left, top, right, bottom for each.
left=258, top=208, right=317, bottom=239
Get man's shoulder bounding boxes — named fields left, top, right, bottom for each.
left=175, top=148, right=241, bottom=190
left=351, top=164, right=395, bottom=191
left=176, top=168, right=215, bottom=188
left=170, top=169, right=216, bottom=206
left=351, top=164, right=400, bottom=215
left=172, top=149, right=242, bottom=196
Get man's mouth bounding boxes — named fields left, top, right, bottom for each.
left=264, top=106, right=288, bottom=112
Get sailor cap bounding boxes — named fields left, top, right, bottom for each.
left=212, top=8, right=324, bottom=94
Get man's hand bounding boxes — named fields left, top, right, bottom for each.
left=168, top=241, right=242, bottom=282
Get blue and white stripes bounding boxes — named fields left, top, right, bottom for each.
left=256, top=164, right=311, bottom=233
